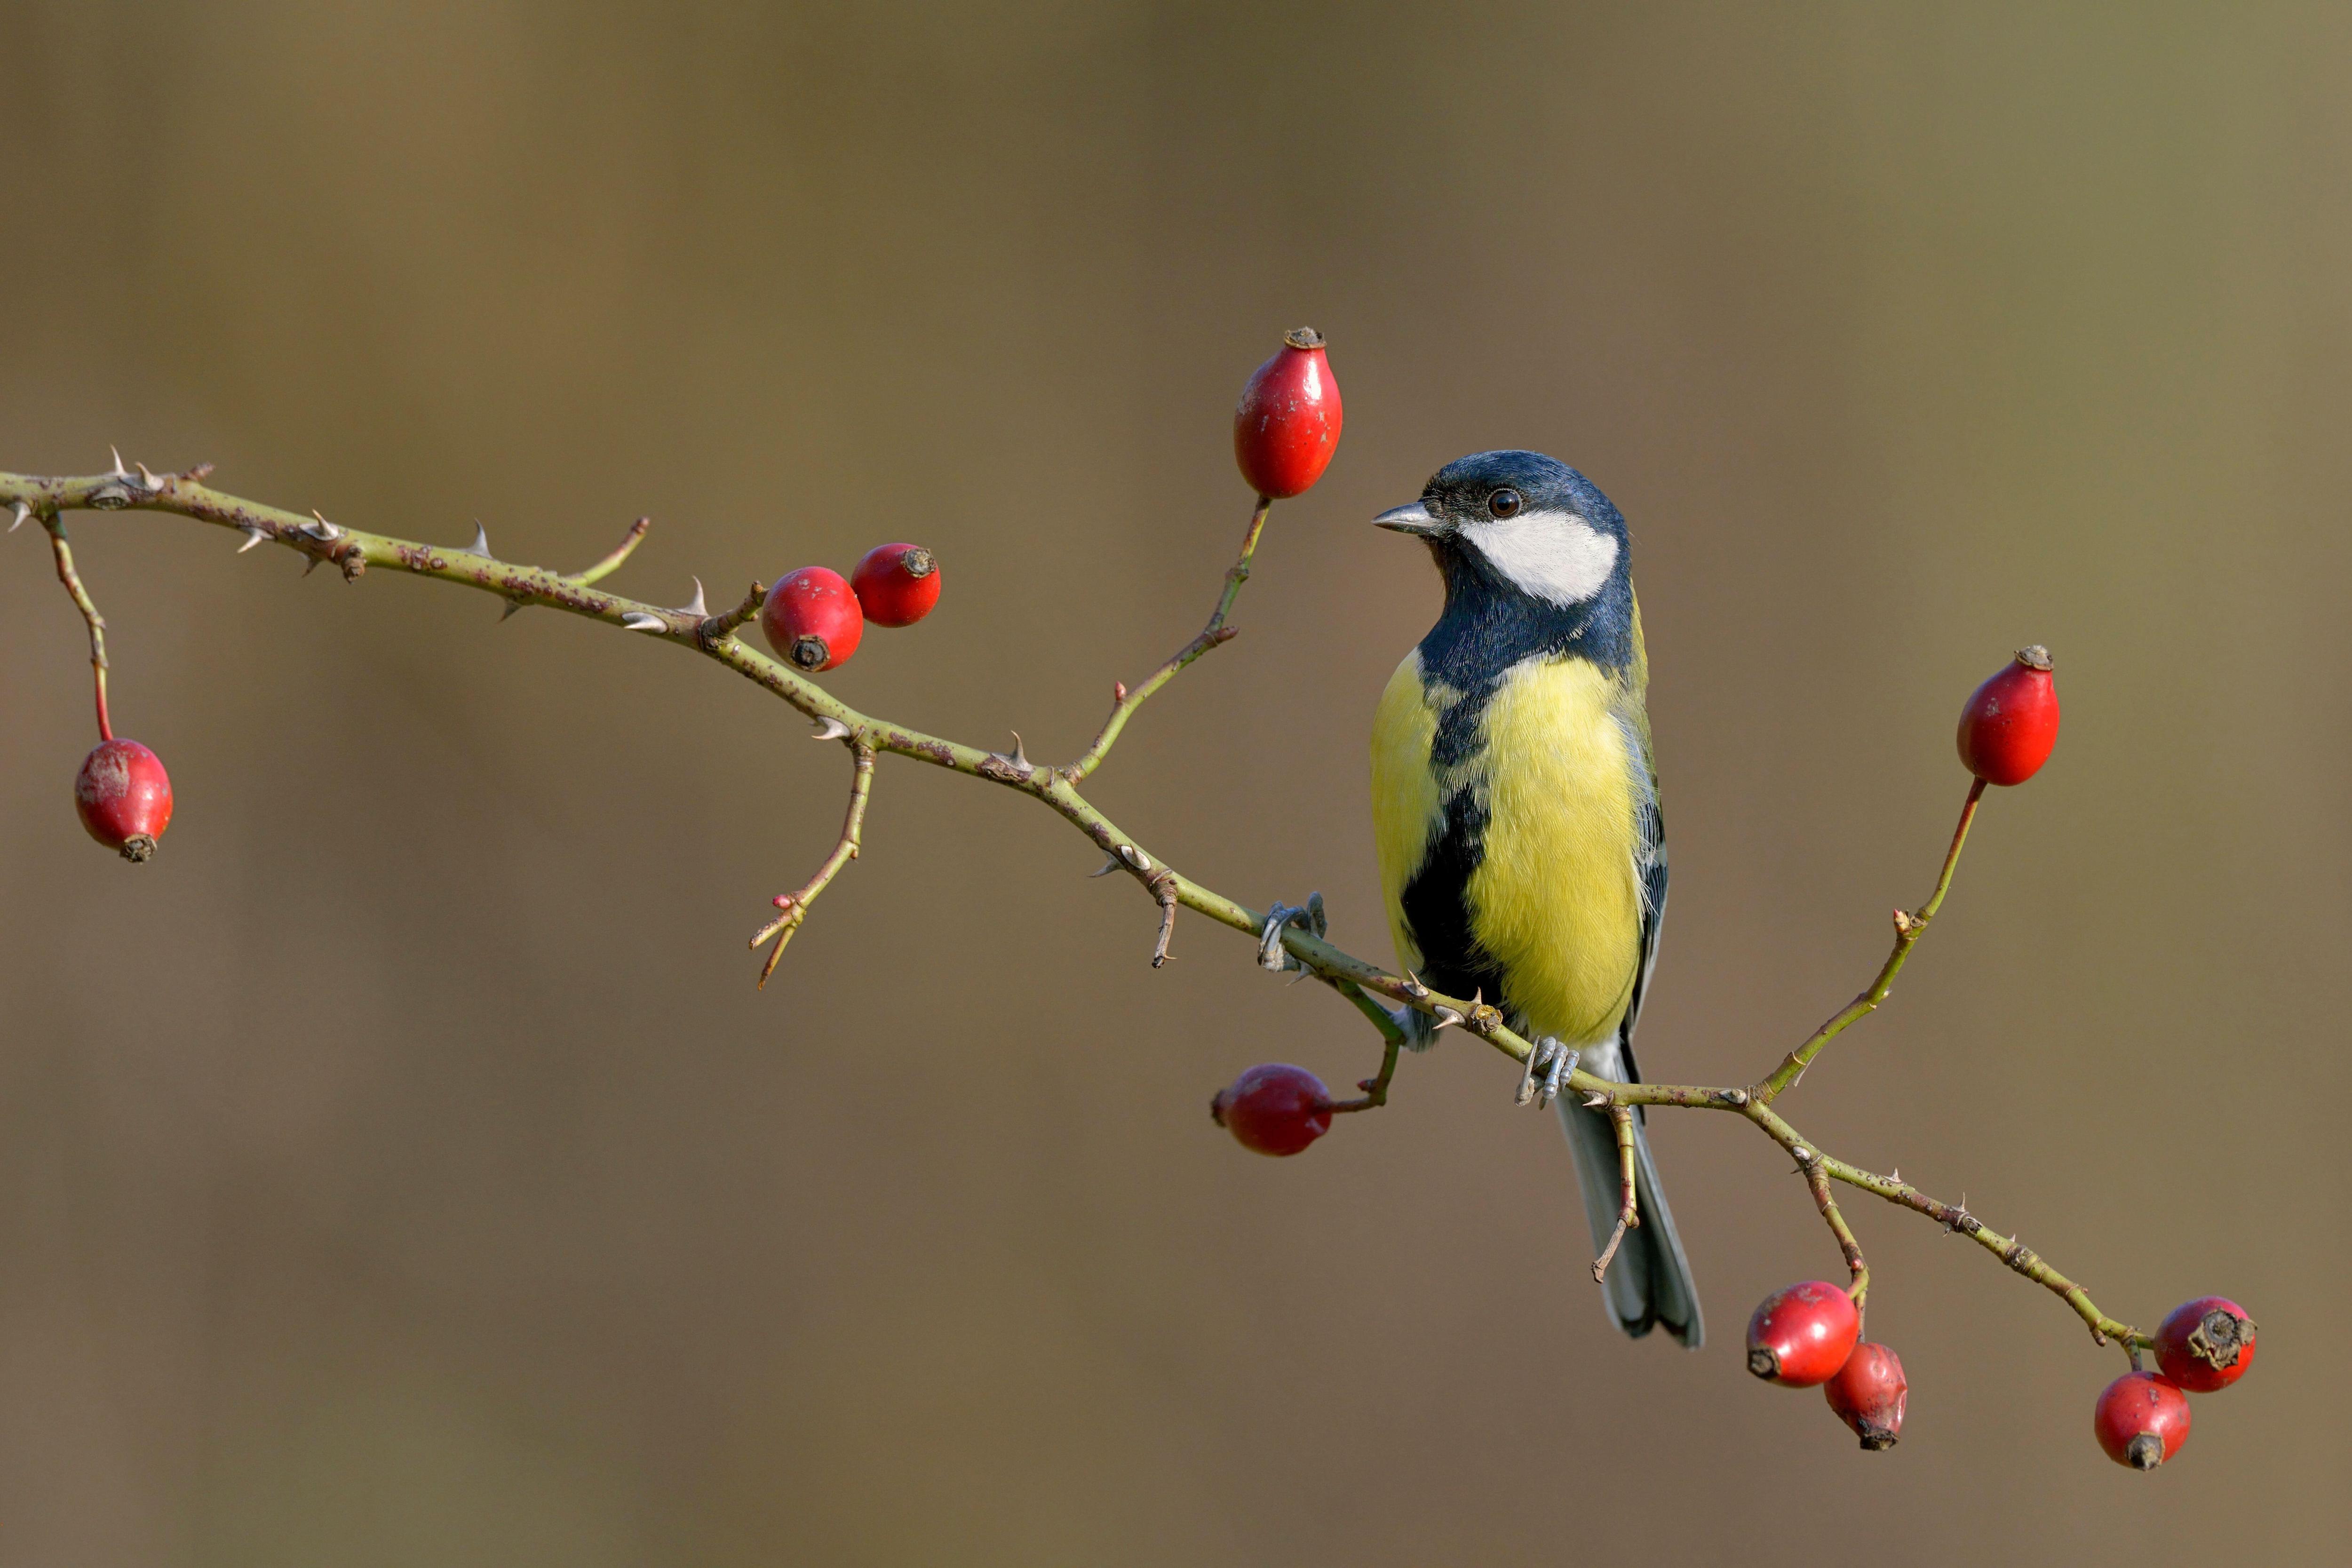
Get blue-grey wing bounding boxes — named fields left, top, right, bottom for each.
left=1617, top=716, right=1669, bottom=1090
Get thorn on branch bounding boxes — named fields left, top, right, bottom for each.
left=620, top=612, right=667, bottom=633
left=810, top=716, right=851, bottom=741
left=1090, top=853, right=1120, bottom=877
left=676, top=577, right=707, bottom=618
left=978, top=739, right=1039, bottom=784
left=236, top=525, right=269, bottom=553
left=9, top=501, right=29, bottom=533
left=1118, top=844, right=1152, bottom=872
left=301, top=510, right=341, bottom=541
left=470, top=520, right=492, bottom=556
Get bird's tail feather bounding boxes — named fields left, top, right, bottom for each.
left=1555, top=1046, right=1703, bottom=1348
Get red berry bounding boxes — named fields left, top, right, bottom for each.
left=760, top=567, right=865, bottom=673
left=1746, top=1281, right=1861, bottom=1387
left=2094, top=1370, right=2191, bottom=1470
left=2154, top=1297, right=2258, bottom=1393
left=1957, top=645, right=2060, bottom=786
left=1208, top=1064, right=1334, bottom=1156
left=1233, top=326, right=1343, bottom=500
left=74, top=739, right=174, bottom=862
left=850, top=542, right=942, bottom=629
left=1822, top=1342, right=1908, bottom=1450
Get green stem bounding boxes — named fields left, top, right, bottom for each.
left=1754, top=776, right=1987, bottom=1104
left=1064, top=493, right=1271, bottom=782
left=41, top=516, right=112, bottom=740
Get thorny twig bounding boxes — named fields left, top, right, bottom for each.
left=1800, top=1150, right=1871, bottom=1313
left=752, top=742, right=876, bottom=987
left=1063, top=493, right=1270, bottom=783
left=1, top=457, right=2155, bottom=1353
left=1591, top=1103, right=1640, bottom=1283
left=1754, top=777, right=1986, bottom=1104
left=40, top=512, right=111, bottom=740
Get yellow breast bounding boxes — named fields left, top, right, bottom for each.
left=1369, top=649, right=1644, bottom=1043
left=1469, top=657, right=1644, bottom=1043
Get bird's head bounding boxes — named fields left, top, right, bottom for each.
left=1375, top=450, right=1629, bottom=610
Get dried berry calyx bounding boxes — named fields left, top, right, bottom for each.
left=2154, top=1296, right=2259, bottom=1392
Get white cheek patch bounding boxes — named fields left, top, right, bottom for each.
left=1458, top=509, right=1621, bottom=605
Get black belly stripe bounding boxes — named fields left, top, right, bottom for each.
left=1398, top=663, right=1518, bottom=1009
left=1398, top=776, right=1509, bottom=1007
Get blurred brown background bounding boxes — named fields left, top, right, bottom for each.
left=2, top=3, right=2344, bottom=1563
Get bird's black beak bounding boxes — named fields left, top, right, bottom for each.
left=1374, top=500, right=1446, bottom=537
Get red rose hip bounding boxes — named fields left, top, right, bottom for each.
left=2153, top=1297, right=2258, bottom=1393
left=1823, top=1342, right=1908, bottom=1450
left=75, top=739, right=173, bottom=862
left=1209, top=1064, right=1334, bottom=1156
left=2094, top=1370, right=2191, bottom=1470
left=761, top=567, right=865, bottom=673
left=1233, top=326, right=1343, bottom=500
left=1746, top=1281, right=1860, bottom=1387
left=1957, top=645, right=2060, bottom=786
left=850, top=543, right=941, bottom=629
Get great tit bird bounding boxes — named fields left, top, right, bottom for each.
left=1370, top=450, right=1701, bottom=1346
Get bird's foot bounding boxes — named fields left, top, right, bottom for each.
left=1515, top=1036, right=1579, bottom=1108
left=1256, top=891, right=1327, bottom=973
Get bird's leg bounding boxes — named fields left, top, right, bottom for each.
left=1515, top=1037, right=1579, bottom=1108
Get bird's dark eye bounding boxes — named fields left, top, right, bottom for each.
left=1488, top=488, right=1523, bottom=519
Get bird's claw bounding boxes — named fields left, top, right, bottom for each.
left=1256, top=891, right=1327, bottom=972
left=1515, top=1037, right=1579, bottom=1108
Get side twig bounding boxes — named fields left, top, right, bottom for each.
left=1753, top=776, right=1987, bottom=1103
left=1064, top=494, right=1271, bottom=782
left=1800, top=1151, right=1871, bottom=1311
left=1591, top=1103, right=1641, bottom=1282
left=751, top=742, right=876, bottom=986
left=41, top=515, right=111, bottom=740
